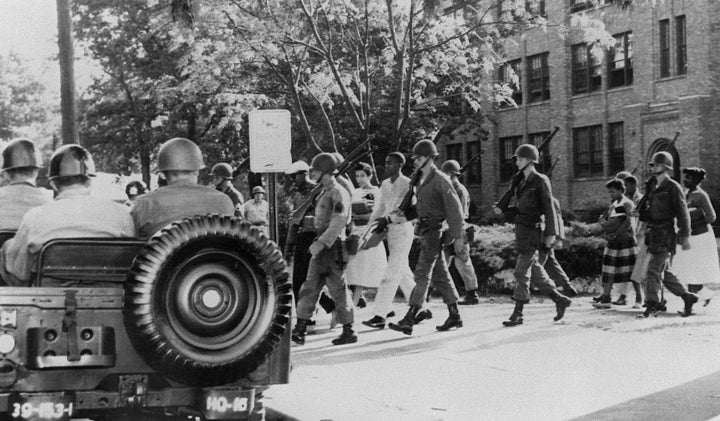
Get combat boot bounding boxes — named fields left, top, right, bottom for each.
left=291, top=318, right=310, bottom=345
left=436, top=303, right=463, bottom=331
left=550, top=290, right=572, bottom=321
left=502, top=301, right=524, bottom=327
left=361, top=315, right=386, bottom=329
left=458, top=290, right=480, bottom=305
left=331, top=324, right=358, bottom=345
left=642, top=301, right=662, bottom=318
left=679, top=292, right=699, bottom=317
left=413, top=309, right=433, bottom=324
left=389, top=305, right=420, bottom=335
left=562, top=284, right=579, bottom=298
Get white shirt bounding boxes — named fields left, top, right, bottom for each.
left=370, top=175, right=411, bottom=221
left=243, top=199, right=269, bottom=225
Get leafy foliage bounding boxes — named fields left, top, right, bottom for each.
left=0, top=53, right=49, bottom=140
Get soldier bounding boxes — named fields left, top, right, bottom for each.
left=132, top=138, right=234, bottom=238
left=639, top=151, right=698, bottom=317
left=1, top=145, right=134, bottom=285
left=500, top=144, right=572, bottom=327
left=211, top=162, right=244, bottom=216
left=284, top=160, right=336, bottom=321
left=0, top=138, right=52, bottom=230
left=362, top=152, right=416, bottom=329
left=243, top=186, right=269, bottom=235
left=440, top=159, right=480, bottom=305
left=291, top=152, right=356, bottom=346
left=388, top=140, right=465, bottom=335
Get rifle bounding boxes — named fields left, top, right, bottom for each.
left=458, top=150, right=485, bottom=175
left=290, top=137, right=374, bottom=225
left=495, top=126, right=560, bottom=218
left=545, top=157, right=560, bottom=178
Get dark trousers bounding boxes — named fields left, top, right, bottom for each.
left=409, top=228, right=460, bottom=306
left=292, top=231, right=335, bottom=313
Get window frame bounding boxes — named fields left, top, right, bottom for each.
left=608, top=122, right=625, bottom=174
left=499, top=59, right=523, bottom=107
left=659, top=19, right=671, bottom=78
left=499, top=135, right=522, bottom=182
left=608, top=32, right=633, bottom=89
left=572, top=43, right=602, bottom=95
left=676, top=15, right=687, bottom=75
left=465, top=141, right=483, bottom=186
left=573, top=125, right=604, bottom=178
left=527, top=52, right=550, bottom=103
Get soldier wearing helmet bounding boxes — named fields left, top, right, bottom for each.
left=292, top=152, right=356, bottom=346
left=131, top=138, right=234, bottom=238
left=0, top=138, right=52, bottom=230
left=284, top=160, right=337, bottom=321
left=1, top=145, right=134, bottom=285
left=388, top=139, right=466, bottom=335
left=211, top=162, right=244, bottom=215
left=638, top=150, right=697, bottom=317
left=242, top=185, right=269, bottom=235
left=501, top=143, right=572, bottom=327
left=438, top=159, right=480, bottom=306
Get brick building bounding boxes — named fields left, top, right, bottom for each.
left=438, top=0, right=720, bottom=216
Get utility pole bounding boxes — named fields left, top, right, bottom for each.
left=56, top=0, right=80, bottom=145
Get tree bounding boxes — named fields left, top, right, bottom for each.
left=0, top=53, right=49, bottom=141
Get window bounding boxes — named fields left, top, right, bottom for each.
left=465, top=141, right=482, bottom=185
left=608, top=32, right=633, bottom=88
left=570, top=0, right=590, bottom=12
left=573, top=125, right=603, bottom=177
left=446, top=143, right=462, bottom=166
left=525, top=0, right=546, bottom=17
left=676, top=15, right=687, bottom=75
left=529, top=132, right=552, bottom=172
left=659, top=19, right=670, bottom=77
left=608, top=122, right=625, bottom=174
left=527, top=53, right=550, bottom=102
left=572, top=43, right=602, bottom=94
left=499, top=59, right=522, bottom=107
left=500, top=136, right=522, bottom=181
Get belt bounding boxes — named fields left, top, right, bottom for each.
left=647, top=219, right=673, bottom=228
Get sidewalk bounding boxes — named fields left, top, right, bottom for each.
left=266, top=295, right=720, bottom=420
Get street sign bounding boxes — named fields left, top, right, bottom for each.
left=248, top=110, right=292, bottom=173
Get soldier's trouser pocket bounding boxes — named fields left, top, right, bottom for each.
left=646, top=226, right=676, bottom=254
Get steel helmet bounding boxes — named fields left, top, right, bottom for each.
left=650, top=151, right=673, bottom=169
left=513, top=144, right=540, bottom=164
left=157, top=138, right=205, bottom=172
left=441, top=160, right=461, bottom=175
left=615, top=171, right=632, bottom=180
left=284, top=160, right=310, bottom=175
left=411, top=139, right=439, bottom=158
left=211, top=163, right=234, bottom=179
left=48, top=144, right=96, bottom=179
left=2, top=138, right=40, bottom=171
left=252, top=186, right=265, bottom=195
left=311, top=153, right=338, bottom=173
left=331, top=153, right=344, bottom=166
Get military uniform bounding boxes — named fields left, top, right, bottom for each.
left=442, top=178, right=478, bottom=294
left=132, top=180, right=234, bottom=238
left=287, top=179, right=336, bottom=313
left=642, top=176, right=692, bottom=306
left=409, top=167, right=464, bottom=307
left=511, top=171, right=561, bottom=301
left=295, top=178, right=353, bottom=325
left=217, top=183, right=244, bottom=217
left=533, top=197, right=574, bottom=294
left=1, top=187, right=135, bottom=285
left=0, top=181, right=53, bottom=230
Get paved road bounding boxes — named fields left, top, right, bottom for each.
left=266, top=293, right=720, bottom=420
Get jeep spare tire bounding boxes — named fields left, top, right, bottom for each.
left=124, top=215, right=292, bottom=386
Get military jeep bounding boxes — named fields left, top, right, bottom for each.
left=0, top=215, right=292, bottom=421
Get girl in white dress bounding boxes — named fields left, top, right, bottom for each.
left=671, top=167, right=720, bottom=311
left=344, top=162, right=388, bottom=307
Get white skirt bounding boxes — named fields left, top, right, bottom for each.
left=671, top=225, right=720, bottom=287
left=345, top=224, right=388, bottom=288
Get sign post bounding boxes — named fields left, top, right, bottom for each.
left=248, top=110, right=292, bottom=243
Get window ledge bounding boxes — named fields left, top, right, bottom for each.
left=497, top=105, right=522, bottom=113
left=655, top=75, right=687, bottom=83
left=607, top=85, right=634, bottom=93
left=526, top=100, right=551, bottom=107
left=571, top=91, right=603, bottom=99
left=573, top=176, right=608, bottom=182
